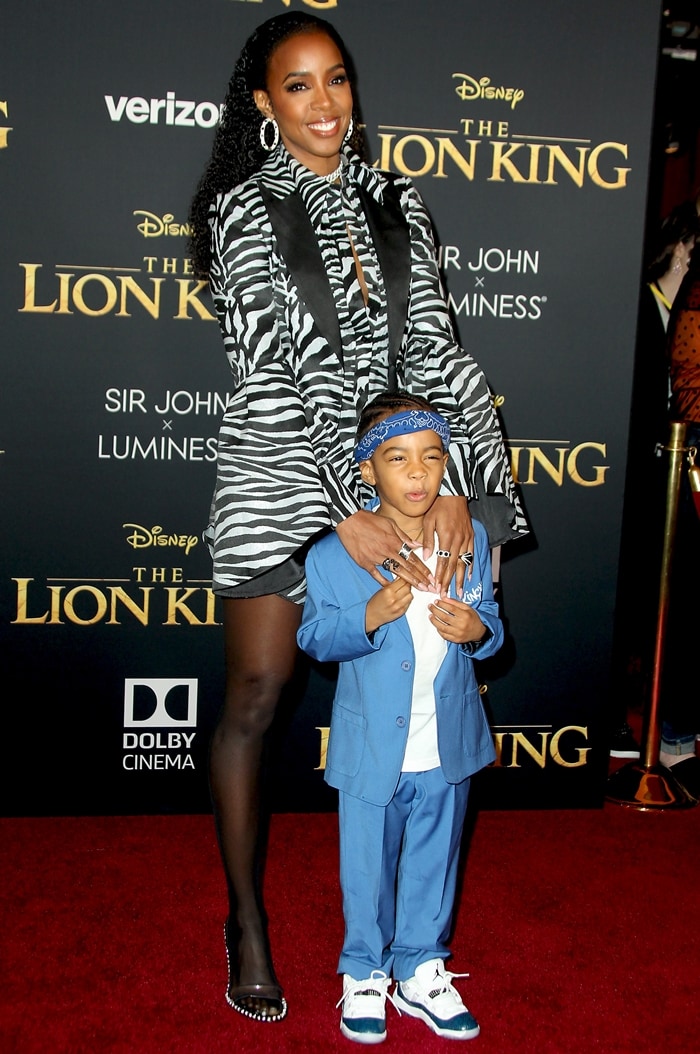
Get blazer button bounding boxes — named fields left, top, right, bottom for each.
left=401, top=661, right=411, bottom=671
left=396, top=716, right=406, bottom=728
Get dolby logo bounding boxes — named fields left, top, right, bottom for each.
left=124, top=678, right=197, bottom=728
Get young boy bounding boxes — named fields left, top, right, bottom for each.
left=297, top=392, right=502, bottom=1044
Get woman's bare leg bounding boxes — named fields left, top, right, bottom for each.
left=211, top=593, right=302, bottom=1019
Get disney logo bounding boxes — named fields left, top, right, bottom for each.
left=134, top=211, right=191, bottom=238
left=123, top=524, right=198, bottom=555
left=452, top=74, right=524, bottom=110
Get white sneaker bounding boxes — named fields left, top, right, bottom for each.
left=337, top=971, right=393, bottom=1044
left=395, top=958, right=480, bottom=1040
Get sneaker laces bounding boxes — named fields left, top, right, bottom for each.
left=423, top=964, right=471, bottom=1003
left=336, top=971, right=401, bottom=1015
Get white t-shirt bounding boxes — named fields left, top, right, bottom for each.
left=401, top=544, right=448, bottom=772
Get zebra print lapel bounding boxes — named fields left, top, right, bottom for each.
left=259, top=185, right=344, bottom=366
left=358, top=178, right=410, bottom=389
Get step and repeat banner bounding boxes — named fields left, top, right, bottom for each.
left=0, top=0, right=661, bottom=814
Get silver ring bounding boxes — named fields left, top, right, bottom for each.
left=382, top=557, right=400, bottom=572
left=460, top=551, right=474, bottom=566
left=436, top=549, right=451, bottom=559
left=398, top=542, right=412, bottom=561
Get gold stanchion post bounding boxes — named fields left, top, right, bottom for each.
left=606, top=421, right=696, bottom=809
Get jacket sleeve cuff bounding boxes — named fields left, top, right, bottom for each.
left=460, top=624, right=494, bottom=656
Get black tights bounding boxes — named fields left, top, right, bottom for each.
left=210, top=594, right=302, bottom=988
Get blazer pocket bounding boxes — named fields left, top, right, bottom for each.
left=326, top=704, right=367, bottom=778
left=460, top=687, right=492, bottom=758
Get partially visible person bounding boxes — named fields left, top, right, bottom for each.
left=298, top=391, right=503, bottom=1044
left=609, top=201, right=699, bottom=759
left=660, top=239, right=700, bottom=798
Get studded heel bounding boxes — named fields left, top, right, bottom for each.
left=223, top=921, right=288, bottom=1023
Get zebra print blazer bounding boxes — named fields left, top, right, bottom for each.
left=205, top=146, right=527, bottom=593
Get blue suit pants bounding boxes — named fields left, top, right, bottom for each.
left=338, top=767, right=470, bottom=981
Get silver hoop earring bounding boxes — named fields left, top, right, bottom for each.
left=344, top=116, right=354, bottom=143
left=260, top=116, right=279, bottom=152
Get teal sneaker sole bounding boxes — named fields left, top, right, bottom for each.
left=395, top=986, right=480, bottom=1040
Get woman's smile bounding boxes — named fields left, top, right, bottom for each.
left=307, top=116, right=342, bottom=135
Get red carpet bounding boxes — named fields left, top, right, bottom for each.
left=2, top=796, right=695, bottom=1054
left=1, top=802, right=698, bottom=1053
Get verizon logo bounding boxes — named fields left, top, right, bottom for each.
left=105, top=92, right=221, bottom=128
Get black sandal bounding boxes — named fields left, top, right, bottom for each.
left=223, top=922, right=288, bottom=1022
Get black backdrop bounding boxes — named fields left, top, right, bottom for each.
left=0, top=0, right=662, bottom=814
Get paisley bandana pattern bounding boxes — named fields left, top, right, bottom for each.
left=354, top=410, right=451, bottom=462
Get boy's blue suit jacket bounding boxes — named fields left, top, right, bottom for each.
left=298, top=518, right=501, bottom=807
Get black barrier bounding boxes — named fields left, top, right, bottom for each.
left=0, top=0, right=662, bottom=814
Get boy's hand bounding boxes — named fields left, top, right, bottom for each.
left=366, top=577, right=413, bottom=634
left=428, top=597, right=486, bottom=645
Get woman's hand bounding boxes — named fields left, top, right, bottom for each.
left=336, top=510, right=433, bottom=589
left=421, top=495, right=474, bottom=594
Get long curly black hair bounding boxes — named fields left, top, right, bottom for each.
left=189, top=11, right=367, bottom=277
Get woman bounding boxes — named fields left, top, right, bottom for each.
left=189, top=11, right=526, bottom=1024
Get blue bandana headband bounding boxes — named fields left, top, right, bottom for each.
left=354, top=409, right=451, bottom=463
